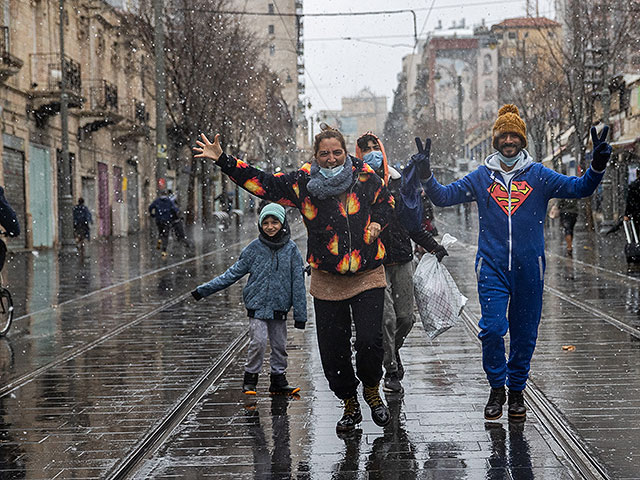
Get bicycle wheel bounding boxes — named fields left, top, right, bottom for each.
left=0, top=287, right=13, bottom=336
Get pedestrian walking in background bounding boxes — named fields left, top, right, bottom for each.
left=411, top=104, right=611, bottom=422
left=558, top=198, right=579, bottom=256
left=72, top=198, right=92, bottom=252
left=191, top=203, right=306, bottom=396
left=166, top=191, right=192, bottom=250
left=624, top=169, right=640, bottom=223
left=356, top=132, right=447, bottom=394
left=149, top=192, right=181, bottom=258
left=194, top=125, right=394, bottom=434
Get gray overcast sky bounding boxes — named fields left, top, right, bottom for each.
left=303, top=0, right=557, bottom=115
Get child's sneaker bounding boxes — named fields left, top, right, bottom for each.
left=243, top=371, right=258, bottom=395
left=156, top=238, right=162, bottom=250
left=269, top=373, right=300, bottom=395
left=161, top=251, right=168, bottom=259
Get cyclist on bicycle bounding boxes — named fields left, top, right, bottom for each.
left=0, top=186, right=19, bottom=335
left=0, top=186, right=19, bottom=271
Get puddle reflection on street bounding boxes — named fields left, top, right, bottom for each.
left=486, top=422, right=533, bottom=480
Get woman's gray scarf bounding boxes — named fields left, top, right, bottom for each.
left=307, top=156, right=354, bottom=200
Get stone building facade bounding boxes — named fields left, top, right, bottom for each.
left=318, top=88, right=388, bottom=153
left=228, top=0, right=308, bottom=160
left=0, top=0, right=156, bottom=250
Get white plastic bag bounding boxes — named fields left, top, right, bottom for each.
left=413, top=233, right=467, bottom=339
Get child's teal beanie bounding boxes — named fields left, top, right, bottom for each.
left=259, top=203, right=286, bottom=224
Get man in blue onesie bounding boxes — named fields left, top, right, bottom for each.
left=410, top=104, right=612, bottom=421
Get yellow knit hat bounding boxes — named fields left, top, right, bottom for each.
left=492, top=104, right=527, bottom=149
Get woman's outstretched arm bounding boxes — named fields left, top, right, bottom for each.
left=194, top=133, right=300, bottom=208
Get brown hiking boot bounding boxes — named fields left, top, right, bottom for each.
left=336, top=396, right=362, bottom=433
left=363, top=383, right=390, bottom=427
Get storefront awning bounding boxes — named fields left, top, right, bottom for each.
left=542, top=126, right=576, bottom=166
left=610, top=135, right=639, bottom=153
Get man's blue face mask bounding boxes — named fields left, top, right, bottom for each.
left=319, top=164, right=345, bottom=178
left=363, top=150, right=384, bottom=170
left=497, top=150, right=523, bottom=167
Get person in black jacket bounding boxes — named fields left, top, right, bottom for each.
left=356, top=133, right=447, bottom=394
left=0, top=186, right=19, bottom=272
left=73, top=198, right=93, bottom=251
left=149, top=192, right=180, bottom=258
left=624, top=170, right=640, bottom=223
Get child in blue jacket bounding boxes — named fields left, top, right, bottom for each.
left=191, top=203, right=307, bottom=395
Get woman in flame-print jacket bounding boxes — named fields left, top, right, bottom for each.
left=212, top=148, right=393, bottom=276
left=194, top=127, right=395, bottom=434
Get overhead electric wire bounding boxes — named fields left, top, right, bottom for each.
left=418, top=0, right=438, bottom=40
left=176, top=1, right=528, bottom=16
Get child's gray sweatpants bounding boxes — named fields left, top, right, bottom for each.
left=245, top=318, right=288, bottom=375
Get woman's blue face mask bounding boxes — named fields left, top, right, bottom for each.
left=319, top=164, right=345, bottom=178
left=363, top=150, right=384, bottom=170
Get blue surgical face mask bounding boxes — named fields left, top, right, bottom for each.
left=319, top=164, right=345, bottom=178
left=497, top=150, right=524, bottom=168
left=363, top=151, right=384, bottom=170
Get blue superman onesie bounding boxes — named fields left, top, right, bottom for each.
left=422, top=151, right=604, bottom=391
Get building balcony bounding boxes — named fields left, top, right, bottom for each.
left=29, top=53, right=83, bottom=127
left=0, top=27, right=23, bottom=82
left=78, top=80, right=123, bottom=137
left=112, top=98, right=150, bottom=141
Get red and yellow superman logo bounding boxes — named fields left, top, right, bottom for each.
left=487, top=180, right=533, bottom=215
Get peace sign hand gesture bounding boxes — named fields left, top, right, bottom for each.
left=193, top=133, right=223, bottom=161
left=412, top=136, right=432, bottom=180
left=590, top=125, right=612, bottom=172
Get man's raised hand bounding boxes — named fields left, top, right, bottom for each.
left=413, top=136, right=432, bottom=180
left=193, top=133, right=223, bottom=161
left=590, top=125, right=612, bottom=172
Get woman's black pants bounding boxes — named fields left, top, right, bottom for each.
left=313, top=287, right=385, bottom=399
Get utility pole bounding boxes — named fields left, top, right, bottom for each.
left=154, top=0, right=167, bottom=194
left=58, top=0, right=74, bottom=247
left=599, top=35, right=613, bottom=232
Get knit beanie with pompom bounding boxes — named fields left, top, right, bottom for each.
left=492, top=104, right=527, bottom=149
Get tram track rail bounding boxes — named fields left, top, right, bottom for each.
left=0, top=242, right=245, bottom=399
left=1, top=230, right=306, bottom=400
left=0, top=292, right=190, bottom=398
left=106, top=330, right=249, bottom=480
left=438, top=216, right=640, bottom=337
left=441, top=222, right=617, bottom=479
left=461, top=311, right=611, bottom=480
left=11, top=237, right=251, bottom=326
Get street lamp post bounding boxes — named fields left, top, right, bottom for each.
left=598, top=37, right=614, bottom=233
left=58, top=0, right=74, bottom=248
left=457, top=74, right=464, bottom=158
left=436, top=61, right=465, bottom=160
left=154, top=0, right=167, bottom=194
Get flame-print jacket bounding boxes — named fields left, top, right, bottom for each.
left=216, top=153, right=394, bottom=275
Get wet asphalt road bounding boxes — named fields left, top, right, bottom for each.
left=0, top=208, right=639, bottom=478
left=135, top=247, right=579, bottom=479
left=440, top=205, right=640, bottom=480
